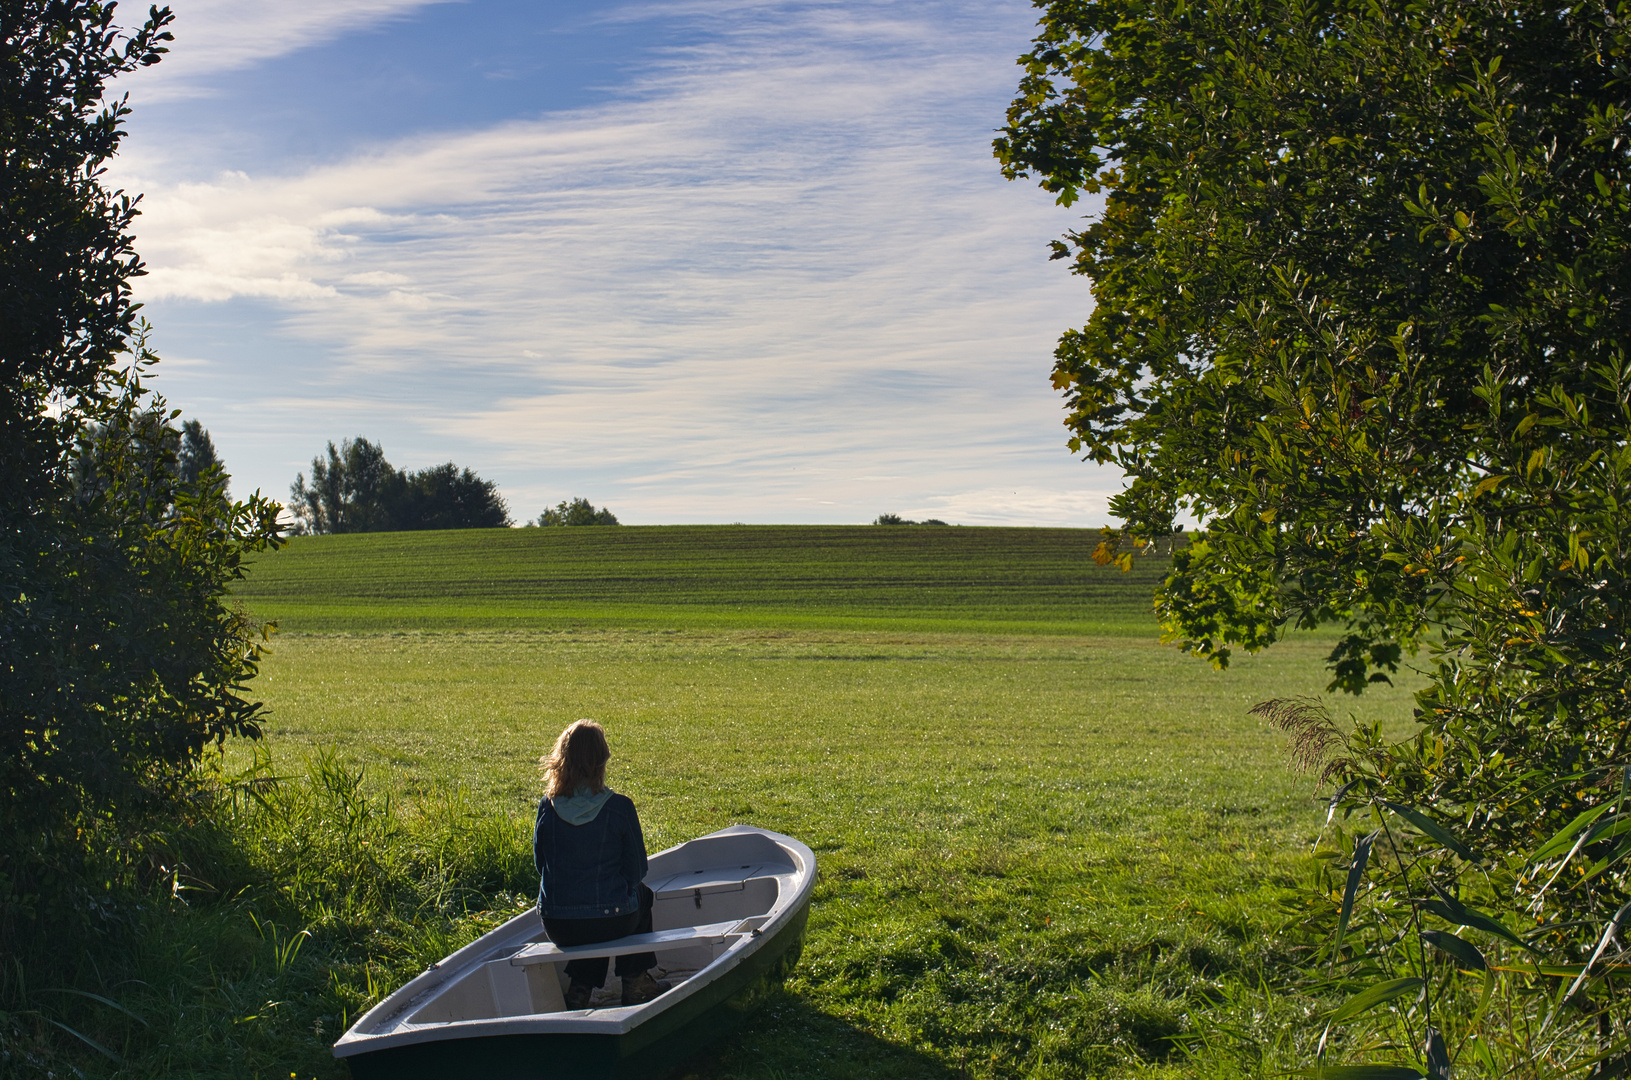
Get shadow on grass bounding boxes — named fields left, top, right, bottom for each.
left=673, top=989, right=961, bottom=1080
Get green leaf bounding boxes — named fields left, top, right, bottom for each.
left=1330, top=977, right=1424, bottom=1022
left=1382, top=802, right=1473, bottom=859
left=1421, top=929, right=1487, bottom=971
left=48, top=1020, right=122, bottom=1064
left=1425, top=1027, right=1449, bottom=1080
left=1334, top=831, right=1378, bottom=957
left=41, top=987, right=149, bottom=1027
left=1421, top=890, right=1535, bottom=953
left=1579, top=833, right=1631, bottom=883
left=1530, top=802, right=1615, bottom=862
left=1299, top=1066, right=1425, bottom=1080
left=1325, top=779, right=1361, bottom=826
left=1494, top=962, right=1631, bottom=976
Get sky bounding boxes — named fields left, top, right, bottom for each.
left=108, top=0, right=1118, bottom=526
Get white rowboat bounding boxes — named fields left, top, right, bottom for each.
left=332, top=825, right=815, bottom=1079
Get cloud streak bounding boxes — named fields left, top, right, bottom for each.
left=129, top=0, right=458, bottom=100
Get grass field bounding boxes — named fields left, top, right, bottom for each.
left=68, top=526, right=1420, bottom=1079
left=233, top=526, right=1173, bottom=634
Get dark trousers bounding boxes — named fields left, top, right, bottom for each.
left=542, top=884, right=657, bottom=987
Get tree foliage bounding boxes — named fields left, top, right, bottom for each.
left=534, top=497, right=619, bottom=527
left=999, top=0, right=1631, bottom=1069
left=288, top=437, right=512, bottom=533
left=872, top=514, right=948, bottom=526
left=0, top=0, right=282, bottom=947
left=2, top=0, right=162, bottom=502
left=177, top=417, right=221, bottom=487
left=73, top=411, right=223, bottom=504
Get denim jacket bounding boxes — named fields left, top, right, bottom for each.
left=533, top=791, right=648, bottom=919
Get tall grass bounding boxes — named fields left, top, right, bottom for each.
left=2, top=749, right=535, bottom=1079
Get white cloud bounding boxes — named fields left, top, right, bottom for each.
left=341, top=271, right=412, bottom=286
left=114, top=0, right=1124, bottom=525
left=909, top=487, right=1117, bottom=528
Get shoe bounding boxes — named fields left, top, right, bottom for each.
left=564, top=980, right=594, bottom=1010
left=621, top=971, right=665, bottom=1006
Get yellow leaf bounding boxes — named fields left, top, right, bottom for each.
left=1473, top=474, right=1508, bottom=498
left=1259, top=508, right=1277, bottom=522
left=1526, top=448, right=1545, bottom=477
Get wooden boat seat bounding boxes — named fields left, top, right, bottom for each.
left=507, top=920, right=747, bottom=967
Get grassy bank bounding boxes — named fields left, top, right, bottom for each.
left=23, top=527, right=1423, bottom=1078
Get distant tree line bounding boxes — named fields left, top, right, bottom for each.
left=531, top=497, right=619, bottom=527
left=289, top=437, right=511, bottom=534
left=873, top=514, right=948, bottom=526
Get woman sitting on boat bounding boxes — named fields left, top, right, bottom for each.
left=534, top=719, right=665, bottom=1010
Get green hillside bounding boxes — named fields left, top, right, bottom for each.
left=234, top=524, right=1167, bottom=633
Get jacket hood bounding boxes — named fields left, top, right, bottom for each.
left=550, top=786, right=614, bottom=825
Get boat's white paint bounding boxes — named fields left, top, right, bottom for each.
left=508, top=921, right=742, bottom=965
left=332, top=825, right=815, bottom=1058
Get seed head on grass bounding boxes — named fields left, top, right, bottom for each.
left=1249, top=696, right=1348, bottom=782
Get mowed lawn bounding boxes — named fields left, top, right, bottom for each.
left=232, top=528, right=1419, bottom=1079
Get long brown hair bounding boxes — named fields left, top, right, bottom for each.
left=543, top=719, right=611, bottom=798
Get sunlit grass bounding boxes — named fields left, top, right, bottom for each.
left=31, top=527, right=1428, bottom=1078
left=232, top=526, right=1172, bottom=635
left=208, top=627, right=1417, bottom=1079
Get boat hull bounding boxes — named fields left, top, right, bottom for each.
left=345, top=900, right=807, bottom=1080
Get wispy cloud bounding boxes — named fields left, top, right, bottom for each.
left=114, top=0, right=1122, bottom=524
left=128, top=0, right=457, bottom=99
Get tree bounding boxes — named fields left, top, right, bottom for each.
left=1, top=0, right=164, bottom=498
left=999, top=0, right=1631, bottom=1064
left=1, top=0, right=282, bottom=956
left=70, top=401, right=179, bottom=511
left=177, top=418, right=221, bottom=487
left=394, top=462, right=511, bottom=530
left=535, top=497, right=619, bottom=526
left=73, top=412, right=223, bottom=505
left=289, top=436, right=399, bottom=534
left=872, top=514, right=948, bottom=526
left=289, top=437, right=511, bottom=532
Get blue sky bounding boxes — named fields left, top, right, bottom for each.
left=110, top=0, right=1117, bottom=526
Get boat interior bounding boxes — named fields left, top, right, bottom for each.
left=394, top=832, right=798, bottom=1025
